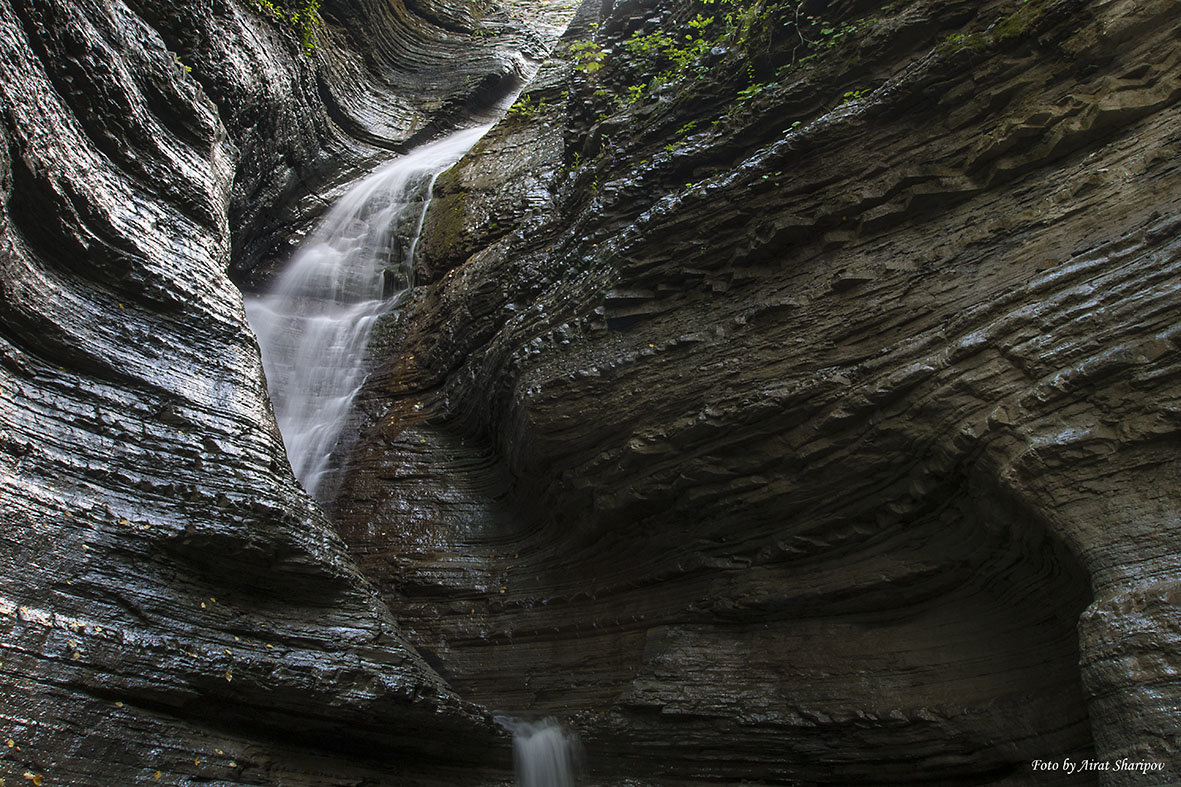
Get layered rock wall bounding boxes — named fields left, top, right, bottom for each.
left=337, top=0, right=1181, bottom=782
left=2, top=0, right=1177, bottom=782
left=0, top=0, right=570, bottom=783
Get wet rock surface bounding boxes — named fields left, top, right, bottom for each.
left=3, top=0, right=1179, bottom=782
left=0, top=0, right=572, bottom=783
left=336, top=0, right=1181, bottom=783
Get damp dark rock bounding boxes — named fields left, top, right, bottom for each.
left=3, top=0, right=1180, bottom=784
left=338, top=0, right=1181, bottom=783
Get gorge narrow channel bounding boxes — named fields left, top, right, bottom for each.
left=4, top=0, right=1180, bottom=782
left=244, top=125, right=491, bottom=500
left=241, top=118, right=582, bottom=782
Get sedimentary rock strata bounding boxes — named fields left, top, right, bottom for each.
left=337, top=0, right=1181, bottom=782
left=2, top=0, right=1178, bottom=783
left=0, top=0, right=569, bottom=782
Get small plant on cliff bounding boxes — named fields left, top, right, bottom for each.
left=250, top=0, right=322, bottom=56
left=568, top=38, right=606, bottom=73
left=506, top=94, right=547, bottom=120
left=839, top=87, right=868, bottom=104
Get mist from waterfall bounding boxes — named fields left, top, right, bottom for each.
left=245, top=124, right=490, bottom=500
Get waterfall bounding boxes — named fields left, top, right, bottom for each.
left=245, top=125, right=490, bottom=500
left=497, top=716, right=581, bottom=787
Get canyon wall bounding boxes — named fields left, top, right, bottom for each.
left=1, top=0, right=1178, bottom=783
left=0, top=0, right=570, bottom=783
left=337, top=0, right=1181, bottom=783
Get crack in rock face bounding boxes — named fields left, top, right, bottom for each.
left=1, top=0, right=1179, bottom=784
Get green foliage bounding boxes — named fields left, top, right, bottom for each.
left=251, top=0, right=322, bottom=56
left=778, top=13, right=865, bottom=75
left=568, top=38, right=606, bottom=73
left=624, top=29, right=711, bottom=75
left=625, top=83, right=647, bottom=104
left=737, top=81, right=770, bottom=101
left=506, top=94, right=547, bottom=119
left=664, top=120, right=699, bottom=153
left=612, top=0, right=878, bottom=110
left=570, top=0, right=888, bottom=158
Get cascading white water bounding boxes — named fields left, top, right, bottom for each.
left=497, top=716, right=581, bottom=787
left=245, top=124, right=491, bottom=499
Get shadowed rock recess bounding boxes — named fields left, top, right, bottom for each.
left=0, top=0, right=1177, bottom=785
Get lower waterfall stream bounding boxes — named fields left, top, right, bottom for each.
left=497, top=716, right=581, bottom=787
left=244, top=125, right=490, bottom=500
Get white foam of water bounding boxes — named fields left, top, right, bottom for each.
left=496, top=715, right=581, bottom=787
left=245, top=124, right=491, bottom=499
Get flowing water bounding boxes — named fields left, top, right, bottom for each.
left=497, top=716, right=581, bottom=787
left=245, top=125, right=490, bottom=499
left=244, top=105, right=584, bottom=787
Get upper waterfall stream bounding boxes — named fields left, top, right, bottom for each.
left=245, top=125, right=490, bottom=499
